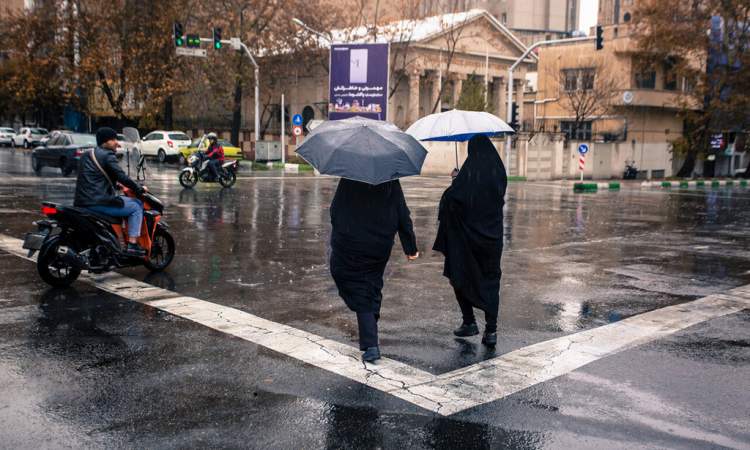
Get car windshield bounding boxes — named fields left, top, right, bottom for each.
left=169, top=133, right=190, bottom=141
left=31, top=128, right=48, bottom=134
left=70, top=134, right=97, bottom=145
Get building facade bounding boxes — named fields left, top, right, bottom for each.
left=0, top=0, right=27, bottom=20
left=534, top=15, right=699, bottom=179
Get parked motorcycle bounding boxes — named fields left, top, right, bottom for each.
left=179, top=152, right=239, bottom=188
left=623, top=160, right=639, bottom=180
left=22, top=187, right=175, bottom=287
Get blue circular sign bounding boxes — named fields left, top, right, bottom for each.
left=292, top=114, right=303, bottom=126
left=578, top=144, right=589, bottom=155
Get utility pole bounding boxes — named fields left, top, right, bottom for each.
left=281, top=93, right=285, bottom=164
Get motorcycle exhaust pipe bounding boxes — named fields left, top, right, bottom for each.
left=56, top=246, right=88, bottom=268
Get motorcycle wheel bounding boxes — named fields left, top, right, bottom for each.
left=219, top=171, right=236, bottom=188
left=144, top=228, right=175, bottom=272
left=37, top=236, right=81, bottom=287
left=179, top=170, right=197, bottom=188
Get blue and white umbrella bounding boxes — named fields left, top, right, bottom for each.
left=406, top=109, right=514, bottom=168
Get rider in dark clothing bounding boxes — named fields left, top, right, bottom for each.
left=74, top=127, right=148, bottom=257
left=205, top=132, right=224, bottom=181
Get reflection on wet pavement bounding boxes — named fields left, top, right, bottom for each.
left=1, top=149, right=750, bottom=375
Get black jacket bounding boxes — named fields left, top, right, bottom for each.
left=74, top=147, right=143, bottom=207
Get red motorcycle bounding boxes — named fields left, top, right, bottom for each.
left=23, top=187, right=175, bottom=287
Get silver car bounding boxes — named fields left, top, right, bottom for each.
left=0, top=128, right=15, bottom=146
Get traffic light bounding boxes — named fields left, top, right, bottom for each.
left=510, top=102, right=519, bottom=129
left=186, top=34, right=200, bottom=48
left=174, top=22, right=184, bottom=47
left=595, top=25, right=604, bottom=50
left=212, top=27, right=222, bottom=49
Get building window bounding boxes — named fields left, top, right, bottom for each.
left=562, top=68, right=595, bottom=92
left=635, top=71, right=656, bottom=89
left=561, top=121, right=593, bottom=141
left=664, top=60, right=678, bottom=91
left=563, top=69, right=578, bottom=91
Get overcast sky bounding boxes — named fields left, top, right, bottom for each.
left=579, top=0, right=598, bottom=33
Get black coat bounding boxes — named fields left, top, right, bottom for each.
left=433, top=135, right=507, bottom=314
left=329, top=179, right=417, bottom=313
left=74, top=147, right=143, bottom=207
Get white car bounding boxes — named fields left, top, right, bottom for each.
left=0, top=128, right=15, bottom=146
left=13, top=127, right=49, bottom=148
left=137, top=130, right=191, bottom=163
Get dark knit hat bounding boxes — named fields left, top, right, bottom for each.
left=96, top=127, right=118, bottom=146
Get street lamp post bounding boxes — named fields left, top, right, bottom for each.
left=505, top=36, right=595, bottom=173
left=292, top=18, right=333, bottom=44
left=200, top=37, right=261, bottom=146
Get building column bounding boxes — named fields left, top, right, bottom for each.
left=493, top=77, right=506, bottom=121
left=452, top=77, right=463, bottom=108
left=515, top=79, right=526, bottom=131
left=428, top=72, right=441, bottom=114
left=407, top=70, right=421, bottom=125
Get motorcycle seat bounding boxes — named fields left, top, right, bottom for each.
left=61, top=206, right=122, bottom=225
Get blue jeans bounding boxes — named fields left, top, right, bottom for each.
left=87, top=196, right=143, bottom=239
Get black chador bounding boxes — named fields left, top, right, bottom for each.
left=329, top=179, right=418, bottom=359
left=433, top=135, right=507, bottom=343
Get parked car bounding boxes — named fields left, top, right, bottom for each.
left=117, top=133, right=138, bottom=157
left=137, top=130, right=191, bottom=163
left=0, top=128, right=16, bottom=146
left=178, top=135, right=244, bottom=165
left=13, top=127, right=49, bottom=148
left=31, top=132, right=96, bottom=176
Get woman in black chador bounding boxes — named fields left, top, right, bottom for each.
left=433, top=135, right=507, bottom=347
left=330, top=178, right=419, bottom=362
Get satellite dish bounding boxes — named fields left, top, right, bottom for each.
left=623, top=91, right=634, bottom=104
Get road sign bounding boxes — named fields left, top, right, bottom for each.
left=292, top=114, right=303, bottom=126
left=293, top=125, right=303, bottom=136
left=230, top=37, right=241, bottom=50
left=578, top=143, right=589, bottom=155
left=176, top=47, right=207, bottom=57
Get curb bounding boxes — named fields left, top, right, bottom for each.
left=642, top=179, right=749, bottom=190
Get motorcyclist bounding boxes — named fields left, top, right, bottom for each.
left=205, top=132, right=224, bottom=181
left=74, top=127, right=148, bottom=257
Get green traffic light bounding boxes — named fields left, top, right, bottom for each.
left=215, top=42, right=222, bottom=49
left=176, top=38, right=183, bottom=46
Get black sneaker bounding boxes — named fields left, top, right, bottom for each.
left=362, top=346, right=381, bottom=362
left=481, top=332, right=497, bottom=347
left=453, top=322, right=479, bottom=337
left=125, top=243, right=146, bottom=257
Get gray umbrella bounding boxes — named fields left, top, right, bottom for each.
left=296, top=116, right=428, bottom=185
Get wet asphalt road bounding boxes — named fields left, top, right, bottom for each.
left=0, top=148, right=749, bottom=449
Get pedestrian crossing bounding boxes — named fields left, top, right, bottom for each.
left=1, top=234, right=748, bottom=416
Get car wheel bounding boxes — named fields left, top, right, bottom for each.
left=157, top=149, right=167, bottom=163
left=10, top=139, right=16, bottom=148
left=60, top=158, right=73, bottom=176
left=31, top=155, right=42, bottom=173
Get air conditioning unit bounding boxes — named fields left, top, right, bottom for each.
left=255, top=141, right=282, bottom=161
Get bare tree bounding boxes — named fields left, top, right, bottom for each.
left=429, top=2, right=473, bottom=113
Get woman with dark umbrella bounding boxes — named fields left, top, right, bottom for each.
left=433, top=134, right=507, bottom=347
left=330, top=178, right=419, bottom=362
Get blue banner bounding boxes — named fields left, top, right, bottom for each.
left=329, top=43, right=389, bottom=121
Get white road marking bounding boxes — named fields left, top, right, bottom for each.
left=1, top=234, right=748, bottom=416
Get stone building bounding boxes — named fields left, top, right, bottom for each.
left=244, top=9, right=535, bottom=136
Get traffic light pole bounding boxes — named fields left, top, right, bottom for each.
left=200, top=37, right=261, bottom=146
left=505, top=36, right=594, bottom=174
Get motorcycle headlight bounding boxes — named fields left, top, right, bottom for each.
left=188, top=155, right=197, bottom=164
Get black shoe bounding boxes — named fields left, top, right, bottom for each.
left=125, top=243, right=146, bottom=257
left=481, top=332, right=497, bottom=347
left=362, top=346, right=381, bottom=362
left=453, top=322, right=479, bottom=337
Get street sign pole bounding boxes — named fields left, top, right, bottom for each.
left=578, top=144, right=589, bottom=182
left=281, top=93, right=285, bottom=164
